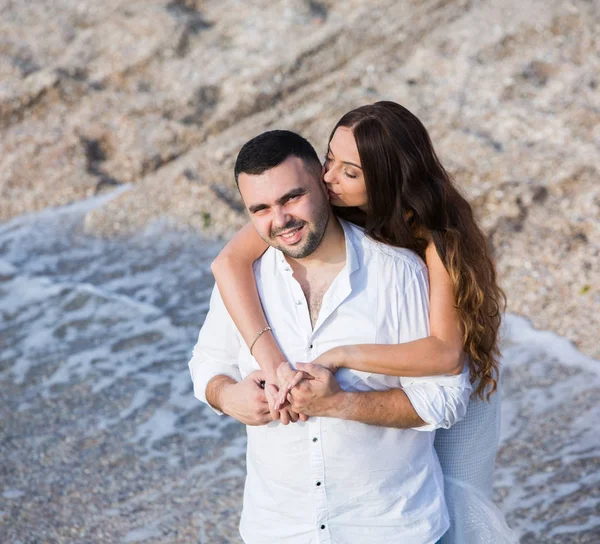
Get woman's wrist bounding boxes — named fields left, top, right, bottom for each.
left=316, top=345, right=350, bottom=370
left=250, top=333, right=286, bottom=381
left=338, top=345, right=359, bottom=369
left=334, top=345, right=350, bottom=369
left=259, top=359, right=283, bottom=384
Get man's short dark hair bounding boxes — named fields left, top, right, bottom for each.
left=234, top=130, right=322, bottom=186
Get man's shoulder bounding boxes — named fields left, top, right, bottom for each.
left=346, top=221, right=426, bottom=274
left=365, top=239, right=426, bottom=273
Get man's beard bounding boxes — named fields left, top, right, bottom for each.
left=270, top=208, right=330, bottom=259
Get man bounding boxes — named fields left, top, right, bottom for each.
left=189, top=130, right=471, bottom=543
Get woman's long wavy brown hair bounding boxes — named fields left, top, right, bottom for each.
left=331, top=101, right=505, bottom=400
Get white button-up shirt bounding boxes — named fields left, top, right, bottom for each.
left=189, top=220, right=472, bottom=544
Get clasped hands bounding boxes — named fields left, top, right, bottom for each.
left=222, top=351, right=343, bottom=427
left=262, top=361, right=342, bottom=424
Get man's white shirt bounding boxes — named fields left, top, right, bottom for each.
left=189, top=220, right=472, bottom=544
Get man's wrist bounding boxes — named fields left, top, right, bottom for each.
left=206, top=375, right=237, bottom=413
left=323, top=390, right=351, bottom=419
left=218, top=381, right=237, bottom=416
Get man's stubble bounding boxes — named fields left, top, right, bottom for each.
left=270, top=204, right=331, bottom=260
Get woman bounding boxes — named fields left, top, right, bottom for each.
left=211, top=102, right=517, bottom=543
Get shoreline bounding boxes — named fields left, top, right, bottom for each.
left=1, top=183, right=597, bottom=362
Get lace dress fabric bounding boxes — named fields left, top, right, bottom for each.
left=434, top=382, right=519, bottom=543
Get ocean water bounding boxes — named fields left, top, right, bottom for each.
left=1, top=189, right=598, bottom=543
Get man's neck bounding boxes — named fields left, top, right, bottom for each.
left=286, top=217, right=347, bottom=328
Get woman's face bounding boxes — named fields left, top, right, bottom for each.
left=323, top=126, right=368, bottom=210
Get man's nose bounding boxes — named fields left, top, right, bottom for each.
left=272, top=206, right=289, bottom=228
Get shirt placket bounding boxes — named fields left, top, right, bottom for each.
left=279, top=255, right=312, bottom=350
left=281, top=256, right=332, bottom=542
left=308, top=415, right=331, bottom=542
left=309, top=272, right=351, bottom=543
left=303, top=337, right=330, bottom=543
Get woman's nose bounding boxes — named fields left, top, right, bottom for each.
left=323, top=165, right=335, bottom=184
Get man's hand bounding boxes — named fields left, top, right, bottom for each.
left=286, top=363, right=344, bottom=417
left=218, top=371, right=272, bottom=426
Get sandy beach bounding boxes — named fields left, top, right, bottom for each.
left=1, top=0, right=599, bottom=542
left=1, top=196, right=599, bottom=543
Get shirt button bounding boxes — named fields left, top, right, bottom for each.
left=320, top=524, right=326, bottom=530
left=316, top=481, right=321, bottom=486
left=312, top=437, right=318, bottom=442
left=309, top=344, right=313, bottom=349
left=296, top=300, right=302, bottom=305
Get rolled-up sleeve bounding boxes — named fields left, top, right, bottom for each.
left=188, top=285, right=242, bottom=415
left=401, top=369, right=472, bottom=431
left=396, top=264, right=472, bottom=431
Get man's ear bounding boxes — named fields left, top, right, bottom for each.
left=316, top=165, right=328, bottom=196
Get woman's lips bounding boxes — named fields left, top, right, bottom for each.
left=327, top=188, right=340, bottom=199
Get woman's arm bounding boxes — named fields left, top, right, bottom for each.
left=210, top=223, right=287, bottom=382
left=314, top=241, right=465, bottom=376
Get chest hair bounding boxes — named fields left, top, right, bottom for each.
left=298, top=278, right=329, bottom=329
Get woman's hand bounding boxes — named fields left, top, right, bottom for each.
left=262, top=373, right=308, bottom=424
left=274, top=349, right=347, bottom=409
left=274, top=362, right=312, bottom=411
left=264, top=386, right=309, bottom=424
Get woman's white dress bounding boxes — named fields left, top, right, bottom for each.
left=434, top=382, right=519, bottom=543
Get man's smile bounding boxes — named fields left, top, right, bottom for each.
left=277, top=225, right=304, bottom=244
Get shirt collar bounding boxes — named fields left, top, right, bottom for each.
left=338, top=218, right=360, bottom=277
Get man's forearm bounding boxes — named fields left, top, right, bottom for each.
left=329, top=389, right=426, bottom=429
left=206, top=375, right=237, bottom=413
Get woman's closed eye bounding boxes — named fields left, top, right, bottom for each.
left=325, top=154, right=358, bottom=179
